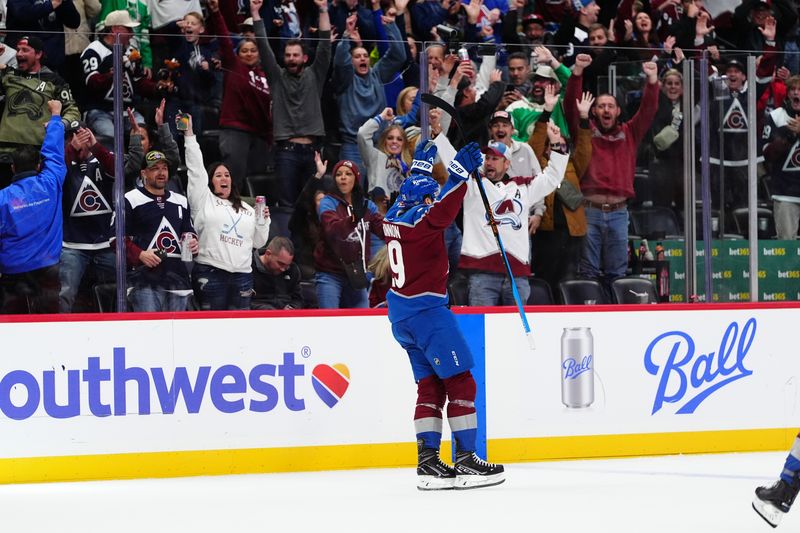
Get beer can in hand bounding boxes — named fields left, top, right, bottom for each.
left=561, top=327, right=594, bottom=408
left=255, top=196, right=266, bottom=225
left=181, top=233, right=193, bottom=262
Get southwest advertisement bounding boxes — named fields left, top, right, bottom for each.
left=1, top=306, right=797, bottom=483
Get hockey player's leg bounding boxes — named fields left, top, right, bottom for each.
left=443, top=370, right=505, bottom=490
left=414, top=375, right=454, bottom=490
left=754, top=436, right=800, bottom=527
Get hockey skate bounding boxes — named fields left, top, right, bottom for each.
left=453, top=451, right=505, bottom=490
left=417, top=445, right=455, bottom=491
left=753, top=477, right=800, bottom=528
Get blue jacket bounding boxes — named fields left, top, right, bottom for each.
left=0, top=116, right=67, bottom=274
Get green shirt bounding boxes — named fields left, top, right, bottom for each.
left=0, top=67, right=81, bottom=148
left=506, top=63, right=571, bottom=142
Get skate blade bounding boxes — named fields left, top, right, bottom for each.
left=417, top=476, right=455, bottom=491
left=454, top=473, right=506, bottom=490
left=753, top=496, right=783, bottom=528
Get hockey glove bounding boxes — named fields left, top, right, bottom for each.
left=449, top=142, right=483, bottom=181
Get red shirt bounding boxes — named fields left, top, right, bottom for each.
left=581, top=80, right=659, bottom=198
left=207, top=10, right=273, bottom=140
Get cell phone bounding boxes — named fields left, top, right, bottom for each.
left=176, top=112, right=190, bottom=131
left=506, top=84, right=516, bottom=93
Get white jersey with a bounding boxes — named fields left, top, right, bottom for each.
left=433, top=134, right=567, bottom=277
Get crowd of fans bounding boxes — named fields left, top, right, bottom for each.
left=0, top=0, right=796, bottom=313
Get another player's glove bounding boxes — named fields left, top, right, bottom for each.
left=449, top=142, right=483, bottom=181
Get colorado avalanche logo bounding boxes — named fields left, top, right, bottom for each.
left=156, top=230, right=179, bottom=254
left=782, top=140, right=800, bottom=173
left=80, top=189, right=101, bottom=211
left=71, top=177, right=111, bottom=217
left=489, top=198, right=523, bottom=230
left=147, top=217, right=181, bottom=257
left=8, top=89, right=44, bottom=120
left=723, top=100, right=748, bottom=133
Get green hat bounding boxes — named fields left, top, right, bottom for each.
left=144, top=150, right=168, bottom=169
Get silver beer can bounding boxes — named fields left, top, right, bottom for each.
left=180, top=233, right=193, bottom=262
left=255, top=196, right=266, bottom=225
left=561, top=327, right=594, bottom=408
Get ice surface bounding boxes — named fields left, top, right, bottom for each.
left=0, top=451, right=786, bottom=532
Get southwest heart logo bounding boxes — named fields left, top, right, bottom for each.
left=312, top=364, right=350, bottom=408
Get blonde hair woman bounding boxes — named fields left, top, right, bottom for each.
left=357, top=107, right=413, bottom=198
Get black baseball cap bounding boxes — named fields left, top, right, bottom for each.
left=17, top=35, right=44, bottom=53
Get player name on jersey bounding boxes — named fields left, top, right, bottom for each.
left=383, top=223, right=401, bottom=239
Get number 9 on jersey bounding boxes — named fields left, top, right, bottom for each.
left=388, top=240, right=406, bottom=288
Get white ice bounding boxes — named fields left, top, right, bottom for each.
left=0, top=451, right=788, bottom=532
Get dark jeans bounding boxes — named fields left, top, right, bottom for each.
left=192, top=263, right=253, bottom=310
left=0, top=264, right=60, bottom=314
left=579, top=206, right=629, bottom=286
left=275, top=141, right=318, bottom=208
left=59, top=247, right=116, bottom=313
left=219, top=129, right=270, bottom=190
left=315, top=271, right=368, bottom=309
left=127, top=269, right=192, bottom=312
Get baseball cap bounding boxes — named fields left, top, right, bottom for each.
left=534, top=65, right=559, bottom=82
left=523, top=13, right=546, bottom=26
left=725, top=58, right=746, bottom=74
left=144, top=150, right=168, bottom=169
left=65, top=120, right=87, bottom=135
left=489, top=110, right=512, bottom=125
left=481, top=141, right=511, bottom=161
left=104, top=10, right=141, bottom=29
left=17, top=35, right=44, bottom=53
left=239, top=17, right=254, bottom=29
left=573, top=0, right=596, bottom=10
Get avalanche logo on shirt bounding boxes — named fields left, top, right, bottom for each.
left=70, top=176, right=112, bottom=217
left=489, top=198, right=523, bottom=230
left=782, top=140, right=800, bottom=173
left=723, top=99, right=748, bottom=133
left=147, top=217, right=181, bottom=257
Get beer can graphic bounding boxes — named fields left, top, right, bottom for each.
left=561, top=327, right=594, bottom=408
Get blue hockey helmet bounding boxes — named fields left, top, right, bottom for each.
left=398, top=173, right=439, bottom=208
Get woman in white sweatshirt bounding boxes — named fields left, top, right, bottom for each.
left=182, top=115, right=271, bottom=310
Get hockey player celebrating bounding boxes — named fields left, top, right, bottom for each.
left=753, top=440, right=800, bottom=527
left=383, top=139, right=505, bottom=491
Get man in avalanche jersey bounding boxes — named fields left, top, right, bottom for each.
left=0, top=36, right=80, bottom=154
left=383, top=139, right=505, bottom=491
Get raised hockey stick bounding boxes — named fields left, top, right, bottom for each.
left=421, top=92, right=535, bottom=350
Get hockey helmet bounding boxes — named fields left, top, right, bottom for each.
left=398, top=173, right=439, bottom=208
